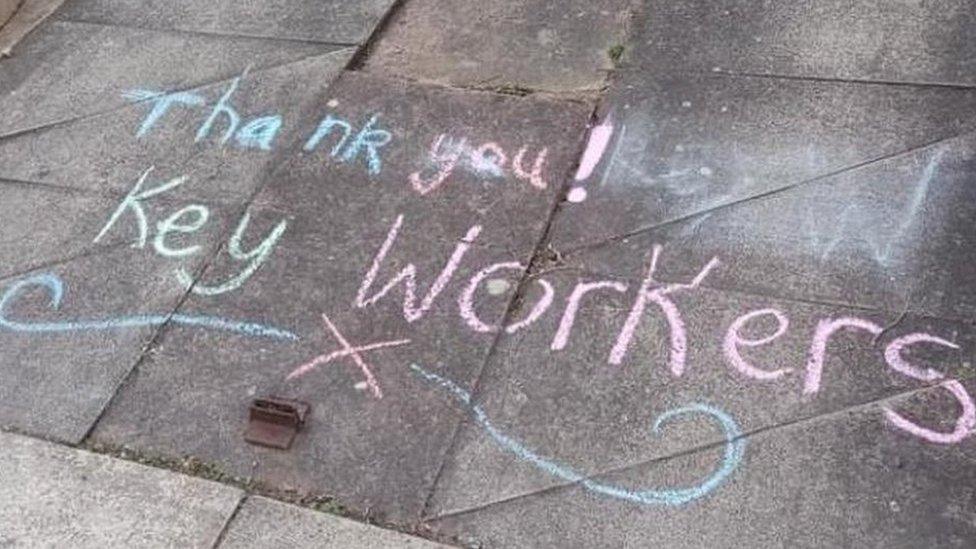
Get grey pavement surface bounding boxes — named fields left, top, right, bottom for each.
left=0, top=431, right=441, bottom=547
left=2, top=0, right=976, bottom=547
left=365, top=0, right=634, bottom=93
left=54, top=0, right=397, bottom=44
left=220, top=496, right=449, bottom=548
left=629, top=0, right=976, bottom=86
left=0, top=430, right=242, bottom=548
left=86, top=71, right=588, bottom=522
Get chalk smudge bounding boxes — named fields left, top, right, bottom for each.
left=821, top=148, right=946, bottom=265
left=0, top=273, right=297, bottom=341
left=875, top=148, right=946, bottom=265
left=411, top=363, right=745, bottom=506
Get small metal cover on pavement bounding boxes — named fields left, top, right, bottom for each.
left=244, top=397, right=310, bottom=450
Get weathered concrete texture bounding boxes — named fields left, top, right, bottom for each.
left=630, top=0, right=976, bottom=86
left=90, top=71, right=590, bottom=523
left=365, top=0, right=634, bottom=93
left=563, top=131, right=976, bottom=321
left=0, top=198, right=233, bottom=442
left=424, top=249, right=971, bottom=516
left=55, top=0, right=397, bottom=44
left=219, top=496, right=450, bottom=548
left=430, top=388, right=976, bottom=548
left=0, top=0, right=20, bottom=29
left=252, top=71, right=590, bottom=233
left=0, top=178, right=245, bottom=292
left=0, top=20, right=334, bottom=136
left=0, top=431, right=242, bottom=548
left=0, top=0, right=64, bottom=57
left=0, top=181, right=120, bottom=279
left=0, top=40, right=353, bottom=445
left=549, top=71, right=976, bottom=251
left=0, top=49, right=352, bottom=202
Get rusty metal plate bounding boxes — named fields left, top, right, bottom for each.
left=243, top=397, right=310, bottom=450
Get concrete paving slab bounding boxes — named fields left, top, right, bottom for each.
left=0, top=196, right=234, bottom=442
left=549, top=72, right=976, bottom=251
left=0, top=20, right=332, bottom=136
left=564, top=131, right=976, bottom=322
left=219, top=496, right=449, bottom=548
left=365, top=0, right=634, bottom=93
left=55, top=0, right=397, bottom=44
left=0, top=0, right=19, bottom=29
left=88, top=219, right=512, bottom=523
left=0, top=45, right=350, bottom=444
left=0, top=180, right=120, bottom=279
left=0, top=48, right=352, bottom=202
left=90, top=72, right=590, bottom=523
left=0, top=179, right=244, bottom=277
left=0, top=430, right=242, bottom=548
left=0, top=0, right=64, bottom=57
left=424, top=255, right=971, bottom=515
left=430, top=386, right=976, bottom=547
left=252, top=71, right=590, bottom=237
left=628, top=0, right=976, bottom=86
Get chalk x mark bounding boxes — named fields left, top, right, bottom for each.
left=411, top=363, right=745, bottom=506
left=0, top=273, right=298, bottom=341
left=286, top=313, right=410, bottom=399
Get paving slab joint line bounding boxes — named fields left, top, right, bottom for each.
left=448, top=78, right=602, bottom=103
left=345, top=0, right=409, bottom=71
left=0, top=423, right=69, bottom=446
left=52, top=17, right=361, bottom=48
left=76, top=232, right=231, bottom=444
left=564, top=128, right=976, bottom=257
left=428, top=376, right=963, bottom=521
left=702, top=68, right=976, bottom=91
left=57, top=26, right=365, bottom=443
left=0, top=0, right=21, bottom=33
left=0, top=47, right=354, bottom=142
left=354, top=63, right=605, bottom=104
left=76, top=439, right=460, bottom=546
left=417, top=100, right=602, bottom=523
left=210, top=493, right=248, bottom=549
left=66, top=85, right=461, bottom=541
left=341, top=0, right=618, bottom=103
left=0, top=173, right=134, bottom=199
left=0, top=239, right=135, bottom=286
left=550, top=262, right=944, bottom=324
left=0, top=0, right=62, bottom=57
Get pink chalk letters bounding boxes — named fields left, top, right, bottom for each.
left=608, top=246, right=719, bottom=375
left=723, top=308, right=792, bottom=380
left=409, top=134, right=549, bottom=195
left=351, top=213, right=975, bottom=445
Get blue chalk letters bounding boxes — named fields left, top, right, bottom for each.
left=94, top=167, right=288, bottom=297
left=124, top=74, right=393, bottom=175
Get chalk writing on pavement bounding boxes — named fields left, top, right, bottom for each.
left=2, top=77, right=971, bottom=513
left=0, top=273, right=297, bottom=341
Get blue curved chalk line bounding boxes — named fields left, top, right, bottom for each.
left=0, top=273, right=298, bottom=341
left=410, top=363, right=745, bottom=506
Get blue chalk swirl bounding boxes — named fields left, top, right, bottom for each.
left=411, top=363, right=745, bottom=506
left=0, top=273, right=298, bottom=341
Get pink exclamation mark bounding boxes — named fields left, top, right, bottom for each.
left=568, top=118, right=614, bottom=203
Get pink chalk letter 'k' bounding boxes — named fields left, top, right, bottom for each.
left=609, top=245, right=719, bottom=376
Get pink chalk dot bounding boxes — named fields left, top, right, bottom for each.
left=567, top=187, right=587, bottom=203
